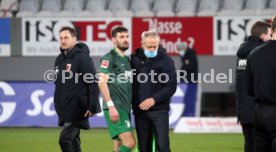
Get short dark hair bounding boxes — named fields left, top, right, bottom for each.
left=111, top=26, right=128, bottom=38
left=272, top=16, right=276, bottom=32
left=59, top=26, right=76, bottom=37
left=251, top=21, right=271, bottom=37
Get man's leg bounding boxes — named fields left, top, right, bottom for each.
left=241, top=123, right=254, bottom=152
left=72, top=129, right=81, bottom=152
left=254, top=105, right=270, bottom=152
left=113, top=139, right=121, bottom=152
left=118, top=131, right=136, bottom=152
left=135, top=113, right=153, bottom=152
left=59, top=122, right=81, bottom=152
left=151, top=110, right=170, bottom=152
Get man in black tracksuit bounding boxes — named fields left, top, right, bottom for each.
left=235, top=21, right=271, bottom=152
left=130, top=30, right=177, bottom=152
left=246, top=17, right=276, bottom=152
left=177, top=42, right=198, bottom=83
left=54, top=27, right=101, bottom=152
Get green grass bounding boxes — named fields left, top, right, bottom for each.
left=0, top=128, right=243, bottom=152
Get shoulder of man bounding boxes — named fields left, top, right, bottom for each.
left=99, top=51, right=115, bottom=71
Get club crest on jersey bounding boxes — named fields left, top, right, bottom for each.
left=66, top=64, right=71, bottom=71
left=55, top=66, right=59, bottom=73
left=101, top=60, right=109, bottom=69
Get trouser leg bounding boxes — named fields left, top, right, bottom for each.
left=254, top=105, right=271, bottom=152
left=150, top=110, right=170, bottom=152
left=241, top=123, right=254, bottom=152
left=134, top=113, right=152, bottom=152
left=59, top=122, right=81, bottom=152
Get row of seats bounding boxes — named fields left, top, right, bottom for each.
left=1, top=0, right=276, bottom=18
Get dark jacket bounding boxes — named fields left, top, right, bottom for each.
left=246, top=40, right=276, bottom=105
left=54, top=42, right=101, bottom=129
left=130, top=48, right=177, bottom=114
left=180, top=48, right=198, bottom=83
left=235, top=36, right=264, bottom=124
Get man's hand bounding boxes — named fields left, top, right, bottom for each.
left=139, top=98, right=155, bottom=111
left=109, top=106, right=119, bottom=123
left=84, top=110, right=93, bottom=117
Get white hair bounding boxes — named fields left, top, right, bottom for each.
left=141, top=29, right=160, bottom=43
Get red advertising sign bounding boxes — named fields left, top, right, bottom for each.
left=22, top=18, right=132, bottom=56
left=132, top=17, right=213, bottom=55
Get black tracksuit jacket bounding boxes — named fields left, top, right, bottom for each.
left=235, top=36, right=264, bottom=124
left=246, top=40, right=276, bottom=104
left=130, top=48, right=177, bottom=114
left=180, top=48, right=198, bottom=83
left=54, top=42, right=101, bottom=129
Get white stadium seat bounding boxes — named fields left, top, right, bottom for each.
left=153, top=0, right=174, bottom=17
left=57, top=0, right=84, bottom=17
left=130, top=0, right=154, bottom=17
left=197, top=0, right=220, bottom=16
left=259, top=0, right=276, bottom=16
left=176, top=0, right=198, bottom=17
left=217, top=0, right=245, bottom=16
left=240, top=0, right=267, bottom=16
left=36, top=0, right=62, bottom=17
left=16, top=0, right=40, bottom=17
left=78, top=0, right=112, bottom=17
left=108, top=0, right=133, bottom=17
left=0, top=0, right=18, bottom=11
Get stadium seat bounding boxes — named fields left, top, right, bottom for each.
left=0, top=0, right=18, bottom=17
left=16, top=0, right=40, bottom=17
left=78, top=0, right=112, bottom=17
left=153, top=0, right=175, bottom=17
left=259, top=0, right=276, bottom=15
left=57, top=0, right=84, bottom=17
left=108, top=0, right=133, bottom=17
left=217, top=0, right=245, bottom=16
left=36, top=0, right=62, bottom=17
left=130, top=0, right=154, bottom=17
left=197, top=0, right=220, bottom=16
left=240, top=0, right=268, bottom=16
left=176, top=0, right=198, bottom=17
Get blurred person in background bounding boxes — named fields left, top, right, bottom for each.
left=246, top=16, right=276, bottom=152
left=177, top=41, right=198, bottom=117
left=54, top=26, right=101, bottom=152
left=130, top=29, right=177, bottom=152
left=236, top=21, right=271, bottom=152
left=98, top=26, right=136, bottom=152
left=177, top=41, right=198, bottom=84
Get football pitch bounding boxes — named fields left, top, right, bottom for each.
left=0, top=128, right=243, bottom=152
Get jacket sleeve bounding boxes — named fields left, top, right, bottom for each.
left=152, top=58, right=177, bottom=104
left=245, top=55, right=254, bottom=97
left=80, top=54, right=101, bottom=114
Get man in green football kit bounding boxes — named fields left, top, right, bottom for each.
left=98, top=26, right=136, bottom=152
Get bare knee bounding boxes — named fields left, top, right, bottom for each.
left=119, top=132, right=136, bottom=149
left=123, top=138, right=136, bottom=149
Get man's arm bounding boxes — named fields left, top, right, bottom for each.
left=139, top=58, right=177, bottom=110
left=98, top=72, right=119, bottom=123
left=152, top=58, right=177, bottom=103
left=80, top=55, right=101, bottom=117
left=245, top=55, right=254, bottom=97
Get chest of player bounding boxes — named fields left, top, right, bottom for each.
left=110, top=58, right=131, bottom=76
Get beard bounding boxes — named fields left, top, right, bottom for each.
left=117, top=42, right=129, bottom=52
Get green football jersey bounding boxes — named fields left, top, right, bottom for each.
left=99, top=48, right=132, bottom=113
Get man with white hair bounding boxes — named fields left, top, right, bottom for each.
left=130, top=29, right=177, bottom=152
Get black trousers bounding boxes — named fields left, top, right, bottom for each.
left=134, top=110, right=170, bottom=152
left=254, top=104, right=276, bottom=152
left=59, top=122, right=81, bottom=152
left=241, top=123, right=255, bottom=152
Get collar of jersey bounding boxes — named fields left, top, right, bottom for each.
left=112, top=48, right=127, bottom=60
